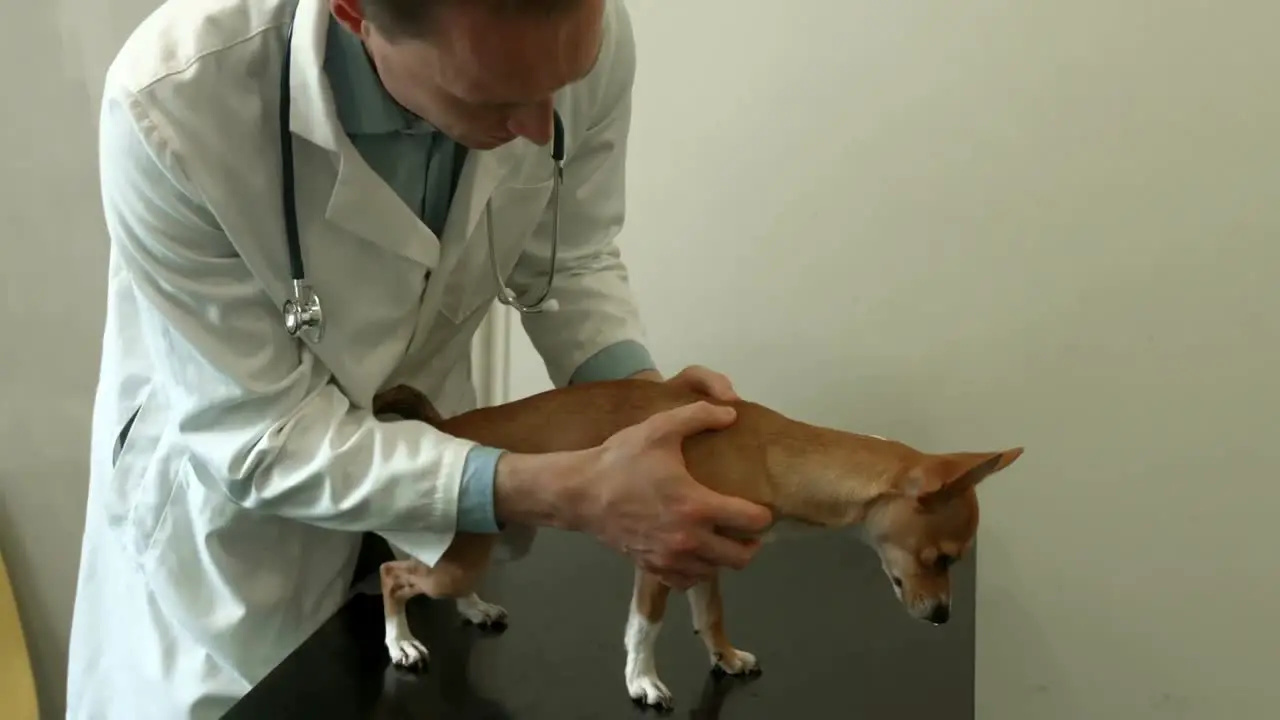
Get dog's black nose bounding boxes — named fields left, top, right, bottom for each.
left=928, top=605, right=950, bottom=625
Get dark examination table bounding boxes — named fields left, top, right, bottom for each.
left=223, top=527, right=976, bottom=719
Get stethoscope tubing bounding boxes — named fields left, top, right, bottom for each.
left=278, top=12, right=564, bottom=344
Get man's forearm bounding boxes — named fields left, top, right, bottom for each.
left=491, top=448, right=599, bottom=531
left=470, top=346, right=659, bottom=533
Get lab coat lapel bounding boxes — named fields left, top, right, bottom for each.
left=394, top=142, right=524, bottom=363
left=325, top=148, right=441, bottom=269
left=285, top=0, right=439, bottom=269
left=439, top=142, right=524, bottom=255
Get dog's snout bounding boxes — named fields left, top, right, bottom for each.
left=927, top=604, right=950, bottom=625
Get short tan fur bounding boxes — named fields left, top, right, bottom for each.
left=370, top=379, right=1023, bottom=709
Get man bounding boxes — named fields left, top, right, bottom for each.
left=65, top=0, right=773, bottom=718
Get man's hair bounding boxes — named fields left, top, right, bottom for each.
left=364, top=0, right=586, bottom=40
left=361, top=0, right=434, bottom=37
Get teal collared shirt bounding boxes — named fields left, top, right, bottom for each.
left=323, top=17, right=656, bottom=533
left=323, top=18, right=462, bottom=237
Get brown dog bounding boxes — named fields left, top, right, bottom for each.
left=369, top=379, right=1023, bottom=710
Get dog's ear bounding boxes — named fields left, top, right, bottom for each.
left=902, top=447, right=1024, bottom=505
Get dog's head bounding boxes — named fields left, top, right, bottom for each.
left=862, top=447, right=1023, bottom=625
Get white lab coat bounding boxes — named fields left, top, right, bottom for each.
left=65, top=0, right=647, bottom=717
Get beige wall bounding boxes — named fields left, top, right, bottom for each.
left=5, top=1, right=1277, bottom=719
left=0, top=1, right=161, bottom=717
left=505, top=1, right=1280, bottom=718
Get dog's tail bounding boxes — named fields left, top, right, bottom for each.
left=371, top=384, right=445, bottom=426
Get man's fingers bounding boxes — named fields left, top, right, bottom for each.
left=672, top=365, right=740, bottom=402
left=639, top=554, right=713, bottom=589
left=694, top=531, right=761, bottom=571
left=655, top=571, right=702, bottom=591
left=695, top=376, right=738, bottom=402
left=697, top=491, right=774, bottom=535
left=650, top=400, right=737, bottom=441
left=668, top=552, right=716, bottom=580
left=695, top=372, right=740, bottom=402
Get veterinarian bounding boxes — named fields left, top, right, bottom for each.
left=65, top=1, right=773, bottom=718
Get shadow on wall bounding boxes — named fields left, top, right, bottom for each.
left=0, top=1, right=158, bottom=717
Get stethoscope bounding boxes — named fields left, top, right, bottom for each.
left=278, top=16, right=563, bottom=344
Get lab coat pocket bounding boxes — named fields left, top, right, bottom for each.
left=101, top=388, right=168, bottom=560
left=440, top=179, right=555, bottom=325
left=111, top=406, right=141, bottom=469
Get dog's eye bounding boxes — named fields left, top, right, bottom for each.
left=935, top=554, right=955, bottom=570
left=892, top=576, right=904, bottom=588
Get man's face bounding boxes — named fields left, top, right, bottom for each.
left=332, top=0, right=604, bottom=150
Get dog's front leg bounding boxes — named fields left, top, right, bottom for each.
left=687, top=572, right=760, bottom=677
left=624, top=568, right=674, bottom=709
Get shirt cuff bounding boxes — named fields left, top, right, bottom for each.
left=457, top=445, right=504, bottom=533
left=568, top=340, right=657, bottom=385
left=458, top=341, right=653, bottom=532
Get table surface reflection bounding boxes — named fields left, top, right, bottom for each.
left=225, top=527, right=976, bottom=719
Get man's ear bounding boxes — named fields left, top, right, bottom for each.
left=330, top=0, right=367, bottom=34
left=902, top=447, right=1024, bottom=504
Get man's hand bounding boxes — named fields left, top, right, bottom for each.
left=632, top=365, right=741, bottom=403
left=568, top=399, right=772, bottom=589
left=495, top=365, right=766, bottom=589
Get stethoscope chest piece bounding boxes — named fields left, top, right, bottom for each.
left=283, top=279, right=324, bottom=343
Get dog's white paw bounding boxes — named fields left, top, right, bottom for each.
left=387, top=637, right=429, bottom=669
left=624, top=602, right=672, bottom=708
left=456, top=594, right=508, bottom=629
left=384, top=614, right=428, bottom=670
left=713, top=648, right=760, bottom=676
left=626, top=668, right=674, bottom=710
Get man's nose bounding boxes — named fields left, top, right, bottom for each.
left=507, top=100, right=555, bottom=146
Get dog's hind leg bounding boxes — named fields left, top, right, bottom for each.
left=418, top=534, right=507, bottom=629
left=379, top=535, right=505, bottom=671
left=687, top=572, right=760, bottom=677
left=380, top=559, right=431, bottom=670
